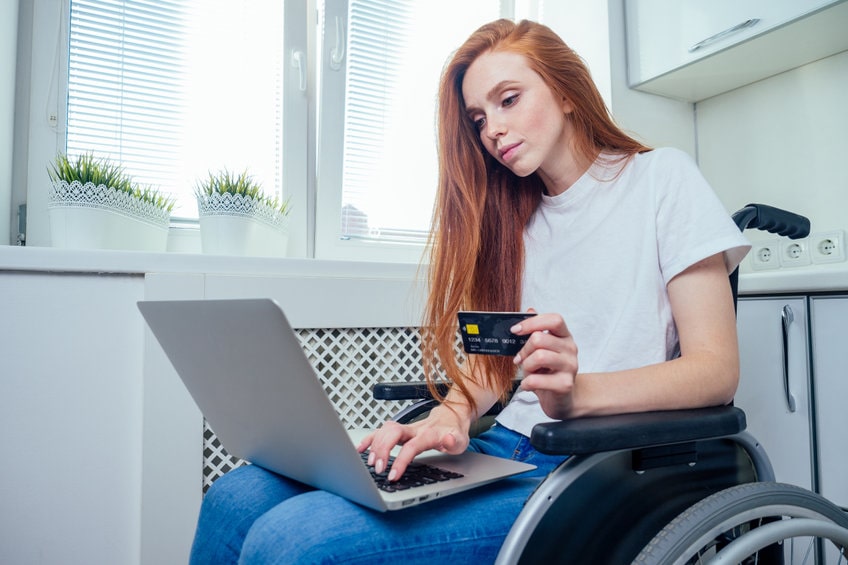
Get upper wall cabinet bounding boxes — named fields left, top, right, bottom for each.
left=625, top=0, right=848, bottom=102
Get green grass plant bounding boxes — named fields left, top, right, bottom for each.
left=48, top=153, right=175, bottom=212
left=195, top=169, right=291, bottom=216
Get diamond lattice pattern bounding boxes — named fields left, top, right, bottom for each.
left=203, top=326, right=431, bottom=492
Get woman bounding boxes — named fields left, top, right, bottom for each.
left=190, top=19, right=749, bottom=564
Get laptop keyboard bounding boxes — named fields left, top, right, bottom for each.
left=361, top=452, right=464, bottom=493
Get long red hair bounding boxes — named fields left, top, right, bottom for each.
left=423, top=19, right=650, bottom=413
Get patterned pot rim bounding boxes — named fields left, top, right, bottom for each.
left=48, top=179, right=171, bottom=228
left=196, top=191, right=289, bottom=231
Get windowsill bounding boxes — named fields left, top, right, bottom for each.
left=0, top=244, right=423, bottom=280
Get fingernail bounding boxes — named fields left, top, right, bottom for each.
left=388, top=469, right=397, bottom=482
left=367, top=452, right=375, bottom=466
left=376, top=459, right=384, bottom=473
left=510, top=324, right=521, bottom=333
left=513, top=354, right=521, bottom=365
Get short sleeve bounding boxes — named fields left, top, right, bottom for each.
left=650, top=148, right=751, bottom=283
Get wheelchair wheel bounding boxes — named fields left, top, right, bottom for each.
left=633, top=482, right=848, bottom=565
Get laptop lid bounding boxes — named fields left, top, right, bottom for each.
left=137, top=298, right=534, bottom=511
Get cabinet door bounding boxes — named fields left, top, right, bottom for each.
left=624, top=0, right=845, bottom=100
left=736, top=297, right=813, bottom=489
left=809, top=296, right=848, bottom=508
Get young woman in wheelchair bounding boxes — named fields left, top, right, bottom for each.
left=189, top=19, right=750, bottom=564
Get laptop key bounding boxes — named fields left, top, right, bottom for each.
left=361, top=452, right=464, bottom=493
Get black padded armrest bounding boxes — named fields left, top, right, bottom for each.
left=530, top=405, right=746, bottom=455
left=372, top=381, right=449, bottom=401
left=373, top=379, right=522, bottom=402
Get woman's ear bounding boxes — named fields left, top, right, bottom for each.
left=562, top=98, right=574, bottom=115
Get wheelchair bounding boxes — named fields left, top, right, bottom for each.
left=374, top=204, right=848, bottom=564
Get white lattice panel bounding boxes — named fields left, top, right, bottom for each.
left=203, top=326, right=427, bottom=491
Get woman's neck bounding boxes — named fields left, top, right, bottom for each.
left=537, top=147, right=598, bottom=196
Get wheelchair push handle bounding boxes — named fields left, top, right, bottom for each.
left=732, top=203, right=810, bottom=239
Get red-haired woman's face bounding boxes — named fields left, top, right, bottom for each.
left=462, top=50, right=573, bottom=187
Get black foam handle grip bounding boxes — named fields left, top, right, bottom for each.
left=732, top=203, right=810, bottom=239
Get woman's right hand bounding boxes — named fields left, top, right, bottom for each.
left=356, top=404, right=471, bottom=481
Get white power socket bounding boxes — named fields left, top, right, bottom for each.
left=750, top=240, right=781, bottom=270
left=779, top=238, right=811, bottom=267
left=811, top=230, right=846, bottom=264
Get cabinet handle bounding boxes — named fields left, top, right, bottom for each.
left=689, top=18, right=761, bottom=53
left=780, top=305, right=798, bottom=413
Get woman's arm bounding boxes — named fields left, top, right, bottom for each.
left=517, top=252, right=739, bottom=419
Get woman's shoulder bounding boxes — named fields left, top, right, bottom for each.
left=632, top=146, right=697, bottom=170
left=625, top=147, right=705, bottom=188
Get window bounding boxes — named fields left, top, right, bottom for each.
left=21, top=0, right=523, bottom=259
left=316, top=0, right=509, bottom=261
left=66, top=0, right=288, bottom=220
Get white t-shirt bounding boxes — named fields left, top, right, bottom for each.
left=495, top=147, right=751, bottom=437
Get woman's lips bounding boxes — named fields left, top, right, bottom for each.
left=499, top=142, right=521, bottom=162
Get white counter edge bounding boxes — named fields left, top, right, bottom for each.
left=4, top=245, right=848, bottom=294
left=0, top=244, right=422, bottom=280
left=738, top=265, right=848, bottom=294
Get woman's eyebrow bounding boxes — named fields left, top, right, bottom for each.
left=486, top=80, right=518, bottom=101
left=465, top=80, right=520, bottom=116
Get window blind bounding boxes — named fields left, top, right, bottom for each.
left=67, top=0, right=188, bottom=197
left=66, top=0, right=285, bottom=220
left=339, top=0, right=503, bottom=244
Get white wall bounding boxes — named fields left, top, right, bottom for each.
left=1, top=0, right=19, bottom=244
left=697, top=49, right=848, bottom=248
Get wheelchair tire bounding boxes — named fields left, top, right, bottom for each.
left=632, top=481, right=848, bottom=565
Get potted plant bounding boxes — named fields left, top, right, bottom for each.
left=47, top=153, right=175, bottom=251
left=195, top=169, right=291, bottom=257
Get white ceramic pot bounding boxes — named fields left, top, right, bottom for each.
left=197, top=192, right=289, bottom=257
left=48, top=180, right=170, bottom=251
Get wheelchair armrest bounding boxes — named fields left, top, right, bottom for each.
left=373, top=380, right=522, bottom=423
left=530, top=405, right=746, bottom=455
left=372, top=379, right=522, bottom=402
left=372, top=381, right=450, bottom=401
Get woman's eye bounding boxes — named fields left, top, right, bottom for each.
left=503, top=94, right=518, bottom=107
left=473, top=117, right=486, bottom=130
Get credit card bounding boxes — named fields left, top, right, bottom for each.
left=457, top=311, right=535, bottom=356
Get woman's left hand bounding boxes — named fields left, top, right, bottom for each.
left=510, top=311, right=580, bottom=420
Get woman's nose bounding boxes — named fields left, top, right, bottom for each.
left=485, top=117, right=506, bottom=139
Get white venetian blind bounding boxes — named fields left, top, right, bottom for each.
left=66, top=0, right=285, bottom=219
left=339, top=0, right=503, bottom=243
left=67, top=0, right=188, bottom=201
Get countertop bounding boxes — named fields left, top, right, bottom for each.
left=2, top=245, right=848, bottom=294
left=737, top=264, right=848, bottom=295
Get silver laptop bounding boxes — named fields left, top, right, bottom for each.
left=137, top=298, right=535, bottom=512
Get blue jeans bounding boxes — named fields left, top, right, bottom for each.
left=189, top=424, right=567, bottom=564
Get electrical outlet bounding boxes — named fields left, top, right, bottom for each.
left=811, top=230, right=846, bottom=264
left=750, top=240, right=781, bottom=270
left=779, top=238, right=811, bottom=267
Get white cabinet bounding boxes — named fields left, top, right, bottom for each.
left=737, top=294, right=848, bottom=508
left=736, top=296, right=814, bottom=489
left=625, top=0, right=848, bottom=101
left=809, top=296, right=848, bottom=509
